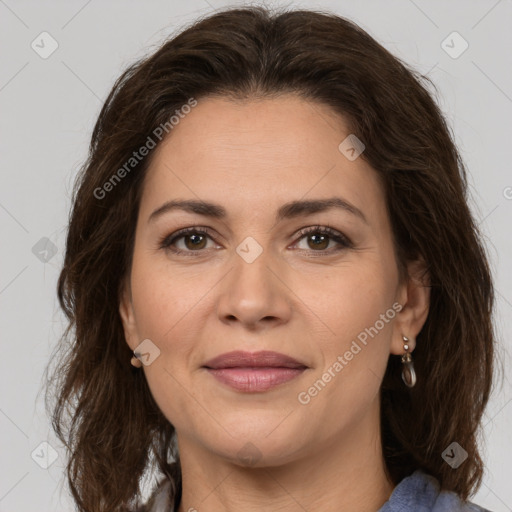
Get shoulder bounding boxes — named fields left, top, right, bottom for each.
left=378, top=470, right=492, bottom=512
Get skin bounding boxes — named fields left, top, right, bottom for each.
left=119, top=95, right=430, bottom=512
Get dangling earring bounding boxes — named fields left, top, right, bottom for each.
left=131, top=351, right=142, bottom=368
left=401, top=335, right=416, bottom=388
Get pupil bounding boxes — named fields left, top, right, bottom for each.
left=187, top=234, right=205, bottom=249
left=310, top=234, right=328, bottom=249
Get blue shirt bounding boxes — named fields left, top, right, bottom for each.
left=145, top=469, right=492, bottom=511
left=377, top=470, right=491, bottom=512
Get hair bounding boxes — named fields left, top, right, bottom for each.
left=45, top=5, right=497, bottom=511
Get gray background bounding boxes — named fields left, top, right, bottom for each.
left=1, top=0, right=511, bottom=510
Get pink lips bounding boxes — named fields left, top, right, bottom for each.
left=202, top=350, right=308, bottom=392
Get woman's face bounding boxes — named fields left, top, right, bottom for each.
left=120, top=94, right=428, bottom=466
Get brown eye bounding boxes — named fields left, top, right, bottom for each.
left=306, top=232, right=330, bottom=250
left=183, top=233, right=208, bottom=250
left=294, top=226, right=352, bottom=254
left=159, top=227, right=216, bottom=255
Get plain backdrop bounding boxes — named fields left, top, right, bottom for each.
left=1, top=0, right=511, bottom=510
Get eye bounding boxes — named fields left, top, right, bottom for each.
left=292, top=225, right=352, bottom=254
left=159, top=227, right=218, bottom=256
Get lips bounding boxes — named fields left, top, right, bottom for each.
left=202, top=350, right=308, bottom=392
left=202, top=350, right=307, bottom=370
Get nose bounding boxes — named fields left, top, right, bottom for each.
left=216, top=245, right=292, bottom=331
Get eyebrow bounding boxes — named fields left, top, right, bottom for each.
left=148, top=197, right=368, bottom=225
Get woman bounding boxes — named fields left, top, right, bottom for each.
left=46, top=5, right=496, bottom=512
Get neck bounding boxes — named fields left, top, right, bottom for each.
left=176, top=401, right=394, bottom=512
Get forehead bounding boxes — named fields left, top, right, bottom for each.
left=138, top=95, right=386, bottom=229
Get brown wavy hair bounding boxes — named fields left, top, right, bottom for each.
left=45, top=5, right=497, bottom=511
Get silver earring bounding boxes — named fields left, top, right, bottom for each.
left=401, top=336, right=416, bottom=388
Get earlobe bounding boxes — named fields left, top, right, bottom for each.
left=390, top=258, right=431, bottom=356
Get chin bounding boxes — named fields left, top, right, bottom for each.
left=198, top=421, right=310, bottom=468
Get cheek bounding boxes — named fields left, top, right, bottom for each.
left=302, top=257, right=396, bottom=396
left=143, top=368, right=206, bottom=435
left=129, top=255, right=204, bottom=412
left=130, top=249, right=201, bottom=340
left=130, top=260, right=205, bottom=427
left=302, top=256, right=395, bottom=342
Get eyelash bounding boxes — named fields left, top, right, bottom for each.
left=158, top=225, right=353, bottom=257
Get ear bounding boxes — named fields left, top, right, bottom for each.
left=390, top=258, right=430, bottom=356
left=119, top=278, right=140, bottom=352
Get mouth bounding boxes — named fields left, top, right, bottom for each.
left=202, top=350, right=308, bottom=392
